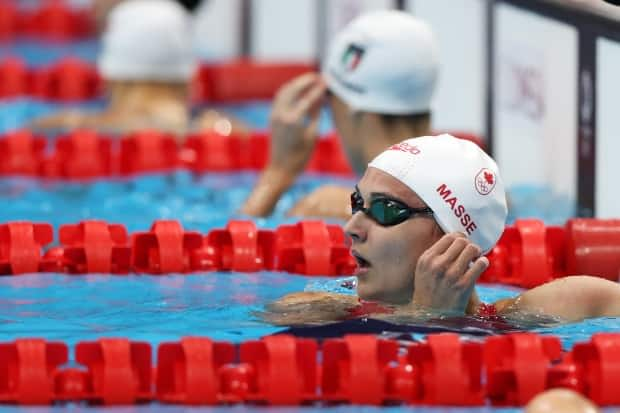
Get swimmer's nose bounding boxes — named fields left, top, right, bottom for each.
left=344, top=211, right=368, bottom=244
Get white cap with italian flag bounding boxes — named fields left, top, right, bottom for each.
left=323, top=10, right=439, bottom=115
left=368, top=134, right=508, bottom=253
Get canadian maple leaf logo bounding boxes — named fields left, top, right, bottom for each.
left=475, top=168, right=497, bottom=196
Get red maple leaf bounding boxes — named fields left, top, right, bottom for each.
left=484, top=171, right=494, bottom=185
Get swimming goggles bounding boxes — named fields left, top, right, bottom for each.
left=350, top=187, right=434, bottom=226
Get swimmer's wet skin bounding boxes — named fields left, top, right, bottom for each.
left=264, top=135, right=620, bottom=327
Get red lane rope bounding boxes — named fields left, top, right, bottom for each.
left=0, top=57, right=317, bottom=103
left=0, top=218, right=618, bottom=284
left=0, top=129, right=354, bottom=178
left=0, top=333, right=618, bottom=406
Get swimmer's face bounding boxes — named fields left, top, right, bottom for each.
left=344, top=167, right=443, bottom=304
left=327, top=92, right=367, bottom=174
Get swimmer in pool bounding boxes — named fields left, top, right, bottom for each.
left=264, top=135, right=620, bottom=326
left=31, top=0, right=247, bottom=138
left=242, top=10, right=438, bottom=219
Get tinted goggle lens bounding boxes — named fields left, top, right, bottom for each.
left=350, top=192, right=410, bottom=226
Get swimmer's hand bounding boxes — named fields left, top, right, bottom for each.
left=288, top=185, right=351, bottom=220
left=411, top=233, right=489, bottom=314
left=268, top=73, right=326, bottom=177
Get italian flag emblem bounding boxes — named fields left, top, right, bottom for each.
left=341, top=44, right=366, bottom=72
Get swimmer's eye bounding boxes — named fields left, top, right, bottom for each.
left=350, top=190, right=433, bottom=226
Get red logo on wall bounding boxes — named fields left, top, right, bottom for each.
left=475, top=168, right=496, bottom=195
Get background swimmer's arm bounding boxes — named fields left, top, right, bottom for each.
left=288, top=185, right=352, bottom=220
left=30, top=111, right=97, bottom=131
left=496, top=275, right=620, bottom=322
left=241, top=167, right=296, bottom=216
left=193, top=110, right=251, bottom=136
left=241, top=73, right=325, bottom=216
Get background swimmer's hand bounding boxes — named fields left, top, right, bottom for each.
left=268, top=73, right=326, bottom=177
left=288, top=185, right=351, bottom=220
left=411, top=233, right=489, bottom=314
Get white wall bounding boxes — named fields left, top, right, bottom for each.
left=407, top=0, right=487, bottom=137
left=324, top=0, right=394, bottom=46
left=193, top=0, right=242, bottom=61
left=494, top=3, right=578, bottom=204
left=250, top=0, right=317, bottom=61
left=596, top=37, right=620, bottom=218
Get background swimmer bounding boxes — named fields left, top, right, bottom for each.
left=31, top=0, right=247, bottom=138
left=242, top=10, right=438, bottom=219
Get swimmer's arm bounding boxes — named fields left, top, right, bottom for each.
left=240, top=167, right=296, bottom=216
left=495, top=275, right=620, bottom=322
left=29, top=111, right=96, bottom=131
left=261, top=291, right=358, bottom=325
left=241, top=74, right=325, bottom=217
left=288, top=185, right=352, bottom=220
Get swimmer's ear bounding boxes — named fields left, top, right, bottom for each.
left=349, top=110, right=363, bottom=125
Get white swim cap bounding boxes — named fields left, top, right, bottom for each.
left=323, top=10, right=439, bottom=115
left=368, top=135, right=507, bottom=253
left=98, top=0, right=196, bottom=82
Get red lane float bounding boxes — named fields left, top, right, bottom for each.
left=181, top=131, right=270, bottom=172
left=307, top=133, right=355, bottom=176
left=408, top=333, right=484, bottom=405
left=43, top=130, right=113, bottom=179
left=75, top=338, right=151, bottom=404
left=119, top=131, right=179, bottom=175
left=275, top=221, right=355, bottom=276
left=239, top=335, right=318, bottom=405
left=31, top=58, right=101, bottom=101
left=0, top=222, right=53, bottom=274
left=56, top=220, right=130, bottom=274
left=0, top=339, right=68, bottom=404
left=0, top=130, right=46, bottom=175
left=0, top=58, right=30, bottom=98
left=322, top=335, right=398, bottom=405
left=199, top=220, right=275, bottom=272
left=483, top=219, right=565, bottom=288
left=0, top=3, right=19, bottom=41
left=572, top=333, right=620, bottom=405
left=193, top=59, right=316, bottom=103
left=485, top=333, right=562, bottom=405
left=157, top=337, right=235, bottom=405
left=132, top=220, right=203, bottom=274
left=566, top=219, right=620, bottom=282
left=19, top=1, right=95, bottom=40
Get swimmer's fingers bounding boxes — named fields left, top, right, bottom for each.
left=462, top=256, right=489, bottom=286
left=423, top=232, right=466, bottom=262
left=435, top=235, right=471, bottom=273
left=274, top=73, right=320, bottom=106
left=291, top=80, right=326, bottom=120
left=449, top=242, right=483, bottom=280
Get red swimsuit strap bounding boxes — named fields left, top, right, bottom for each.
left=348, top=299, right=394, bottom=318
